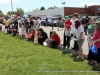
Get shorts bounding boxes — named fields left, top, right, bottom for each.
left=77, top=39, right=85, bottom=47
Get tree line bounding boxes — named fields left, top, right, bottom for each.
left=0, top=6, right=58, bottom=16
left=0, top=4, right=88, bottom=16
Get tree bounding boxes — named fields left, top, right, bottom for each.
left=84, top=4, right=88, bottom=8
left=48, top=6, right=58, bottom=9
left=7, top=11, right=16, bottom=16
left=7, top=11, right=12, bottom=16
left=48, top=7, right=54, bottom=9
left=16, top=8, right=24, bottom=15
left=33, top=8, right=40, bottom=11
left=40, top=7, right=45, bottom=10
left=53, top=6, right=58, bottom=9
left=0, top=10, right=4, bottom=16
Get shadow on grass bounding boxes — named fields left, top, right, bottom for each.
left=87, top=60, right=100, bottom=71
left=62, top=48, right=85, bottom=62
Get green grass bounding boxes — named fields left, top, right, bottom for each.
left=0, top=31, right=100, bottom=75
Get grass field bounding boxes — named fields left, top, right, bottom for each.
left=0, top=31, right=100, bottom=75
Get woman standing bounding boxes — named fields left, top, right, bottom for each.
left=57, top=17, right=63, bottom=31
left=25, top=18, right=29, bottom=34
left=12, top=19, right=18, bottom=36
left=72, top=20, right=85, bottom=59
left=88, top=21, right=100, bottom=66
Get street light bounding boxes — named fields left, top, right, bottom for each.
left=11, top=0, right=13, bottom=16
left=62, top=2, right=66, bottom=7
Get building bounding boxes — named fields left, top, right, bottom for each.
left=25, top=5, right=100, bottom=18
left=25, top=7, right=64, bottom=18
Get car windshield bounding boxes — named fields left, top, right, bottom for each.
left=52, top=18, right=59, bottom=20
left=48, top=18, right=52, bottom=20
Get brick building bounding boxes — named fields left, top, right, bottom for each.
left=64, top=5, right=100, bottom=16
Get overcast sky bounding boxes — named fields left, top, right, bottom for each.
left=0, top=0, right=100, bottom=14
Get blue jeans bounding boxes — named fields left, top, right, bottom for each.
left=58, top=22, right=62, bottom=28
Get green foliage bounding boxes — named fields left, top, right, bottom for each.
left=48, top=6, right=58, bottom=9
left=7, top=11, right=16, bottom=16
left=33, top=8, right=40, bottom=11
left=40, top=7, right=45, bottom=10
left=0, top=10, right=4, bottom=16
left=85, top=4, right=88, bottom=8
left=16, top=8, right=24, bottom=15
left=0, top=32, right=100, bottom=75
left=7, top=8, right=24, bottom=16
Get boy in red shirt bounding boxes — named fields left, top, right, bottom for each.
left=63, top=16, right=72, bottom=48
left=27, top=29, right=36, bottom=41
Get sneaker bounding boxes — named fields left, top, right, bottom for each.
left=61, top=46, right=65, bottom=49
left=71, top=47, right=79, bottom=51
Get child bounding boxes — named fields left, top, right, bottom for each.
left=27, top=29, right=36, bottom=41
left=46, top=30, right=61, bottom=48
left=87, top=18, right=95, bottom=48
left=21, top=23, right=26, bottom=38
left=7, top=23, right=13, bottom=34
left=63, top=16, right=72, bottom=48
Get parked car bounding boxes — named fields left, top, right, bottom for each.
left=41, top=18, right=46, bottom=26
left=48, top=17, right=59, bottom=27
left=41, top=17, right=52, bottom=26
left=95, top=17, right=100, bottom=22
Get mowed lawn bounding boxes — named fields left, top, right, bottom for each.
left=0, top=31, right=100, bottom=75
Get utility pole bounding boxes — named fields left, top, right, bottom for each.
left=11, top=0, right=13, bottom=16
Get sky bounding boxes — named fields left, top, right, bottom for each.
left=0, top=0, right=100, bottom=14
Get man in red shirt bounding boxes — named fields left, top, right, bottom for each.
left=62, top=16, right=72, bottom=48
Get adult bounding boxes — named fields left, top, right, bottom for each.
left=88, top=21, right=100, bottom=66
left=70, top=13, right=79, bottom=50
left=51, top=18, right=54, bottom=30
left=3, top=18, right=9, bottom=29
left=24, top=18, right=29, bottom=34
left=36, top=17, right=41, bottom=31
left=85, top=15, right=89, bottom=24
left=45, top=17, right=48, bottom=27
left=72, top=20, right=85, bottom=59
left=37, top=28, right=48, bottom=45
left=12, top=19, right=18, bottom=36
left=19, top=16, right=24, bottom=28
left=57, top=17, right=63, bottom=31
left=84, top=15, right=90, bottom=35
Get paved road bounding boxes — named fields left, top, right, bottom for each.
left=1, top=25, right=89, bottom=55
